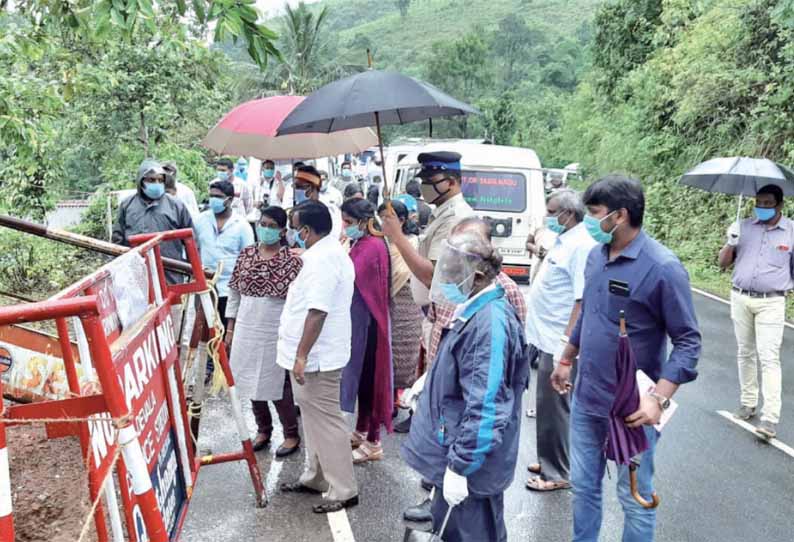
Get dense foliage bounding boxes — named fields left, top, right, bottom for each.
left=5, top=0, right=794, bottom=306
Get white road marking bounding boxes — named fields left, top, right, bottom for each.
left=691, top=288, right=794, bottom=330
left=716, top=410, right=794, bottom=458
left=327, top=509, right=356, bottom=542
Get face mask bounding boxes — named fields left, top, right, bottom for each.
left=439, top=282, right=469, bottom=305
left=286, top=228, right=298, bottom=247
left=345, top=224, right=364, bottom=240
left=420, top=179, right=450, bottom=204
left=257, top=226, right=281, bottom=245
left=584, top=211, right=618, bottom=244
left=545, top=213, right=568, bottom=234
left=294, top=228, right=307, bottom=249
left=263, top=169, right=275, bottom=179
left=294, top=188, right=309, bottom=205
left=754, top=207, right=776, bottom=222
left=217, top=171, right=229, bottom=182
left=342, top=169, right=352, bottom=178
left=209, top=196, right=227, bottom=214
left=143, top=182, right=165, bottom=200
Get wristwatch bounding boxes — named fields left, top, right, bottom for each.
left=649, top=392, right=671, bottom=410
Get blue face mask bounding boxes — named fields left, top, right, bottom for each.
left=754, top=207, right=776, bottom=222
left=545, top=214, right=567, bottom=234
left=584, top=212, right=617, bottom=244
left=342, top=169, right=352, bottom=178
left=263, top=169, right=275, bottom=179
left=143, top=181, right=165, bottom=200
left=294, top=188, right=309, bottom=205
left=217, top=171, right=229, bottom=182
left=294, top=228, right=307, bottom=249
left=257, top=225, right=281, bottom=245
left=345, top=224, right=364, bottom=240
left=209, top=196, right=227, bottom=214
left=439, top=282, right=469, bottom=305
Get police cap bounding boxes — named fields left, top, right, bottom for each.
left=417, top=151, right=462, bottom=179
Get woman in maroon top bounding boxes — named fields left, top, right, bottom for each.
left=226, top=206, right=303, bottom=457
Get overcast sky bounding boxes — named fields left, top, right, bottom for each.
left=257, top=0, right=323, bottom=18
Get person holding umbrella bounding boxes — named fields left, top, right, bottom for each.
left=551, top=175, right=701, bottom=542
left=718, top=184, right=793, bottom=439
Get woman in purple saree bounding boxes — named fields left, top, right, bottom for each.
left=340, top=198, right=393, bottom=463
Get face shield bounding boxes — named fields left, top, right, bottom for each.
left=429, top=239, right=483, bottom=305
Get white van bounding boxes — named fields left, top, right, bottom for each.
left=391, top=142, right=546, bottom=283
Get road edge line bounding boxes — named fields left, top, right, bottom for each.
left=691, top=288, right=794, bottom=330
left=326, top=508, right=356, bottom=542
left=716, top=410, right=794, bottom=458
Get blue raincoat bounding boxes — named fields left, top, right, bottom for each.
left=401, top=284, right=529, bottom=498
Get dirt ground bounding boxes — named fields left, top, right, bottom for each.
left=7, top=420, right=98, bottom=542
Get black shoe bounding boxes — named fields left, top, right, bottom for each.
left=252, top=434, right=271, bottom=452
left=403, top=498, right=432, bottom=522
left=280, top=482, right=321, bottom=494
left=420, top=478, right=433, bottom=492
left=313, top=495, right=359, bottom=514
left=275, top=438, right=301, bottom=458
left=394, top=414, right=412, bottom=434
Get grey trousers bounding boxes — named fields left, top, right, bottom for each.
left=532, top=345, right=575, bottom=481
left=290, top=369, right=358, bottom=501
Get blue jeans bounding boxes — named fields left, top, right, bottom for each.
left=570, top=400, right=658, bottom=542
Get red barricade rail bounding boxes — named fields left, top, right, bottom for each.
left=0, top=229, right=266, bottom=542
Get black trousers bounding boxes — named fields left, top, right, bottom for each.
left=430, top=488, right=506, bottom=542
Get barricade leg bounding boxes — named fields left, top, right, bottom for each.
left=211, top=332, right=267, bottom=508
left=0, top=383, right=14, bottom=542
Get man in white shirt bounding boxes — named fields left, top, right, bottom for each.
left=163, top=162, right=200, bottom=217
left=276, top=200, right=358, bottom=514
left=525, top=189, right=596, bottom=492
left=214, top=158, right=252, bottom=219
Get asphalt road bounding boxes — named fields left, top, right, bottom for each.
left=180, top=290, right=794, bottom=542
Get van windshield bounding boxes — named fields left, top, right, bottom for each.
left=461, top=170, right=527, bottom=212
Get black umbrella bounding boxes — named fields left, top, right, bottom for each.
left=277, top=51, right=479, bottom=199
left=679, top=156, right=794, bottom=222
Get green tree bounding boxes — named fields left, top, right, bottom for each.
left=491, top=16, right=545, bottom=86
left=425, top=33, right=489, bottom=138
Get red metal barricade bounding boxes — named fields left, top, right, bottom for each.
left=0, top=229, right=266, bottom=542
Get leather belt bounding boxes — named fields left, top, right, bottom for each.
left=732, top=286, right=787, bottom=298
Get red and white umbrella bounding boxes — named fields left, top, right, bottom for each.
left=202, top=95, right=378, bottom=160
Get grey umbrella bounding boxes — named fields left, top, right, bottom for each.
left=679, top=156, right=794, bottom=221
left=276, top=52, right=479, bottom=198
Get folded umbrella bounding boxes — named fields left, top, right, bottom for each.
left=202, top=95, right=378, bottom=160
left=605, top=312, right=659, bottom=509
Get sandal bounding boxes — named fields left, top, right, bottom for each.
left=525, top=476, right=571, bottom=492
left=350, top=430, right=366, bottom=450
left=527, top=463, right=541, bottom=475
left=352, top=441, right=384, bottom=464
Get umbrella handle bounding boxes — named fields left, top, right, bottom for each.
left=629, top=463, right=660, bottom=509
left=619, top=310, right=627, bottom=336
left=367, top=217, right=385, bottom=238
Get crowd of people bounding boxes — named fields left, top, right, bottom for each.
left=110, top=149, right=790, bottom=541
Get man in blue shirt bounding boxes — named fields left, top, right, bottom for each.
left=551, top=175, right=701, bottom=542
left=193, top=180, right=255, bottom=332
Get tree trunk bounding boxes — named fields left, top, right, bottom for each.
left=139, top=109, right=150, bottom=156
